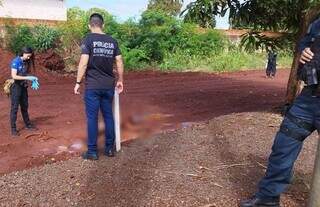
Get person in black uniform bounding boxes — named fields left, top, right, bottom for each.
left=240, top=17, right=320, bottom=207
left=74, top=13, right=124, bottom=160
left=266, top=50, right=277, bottom=78
left=10, top=47, right=39, bottom=137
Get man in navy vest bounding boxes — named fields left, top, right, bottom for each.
left=74, top=13, right=124, bottom=160
left=266, top=50, right=277, bottom=78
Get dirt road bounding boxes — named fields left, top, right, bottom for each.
left=0, top=48, right=289, bottom=175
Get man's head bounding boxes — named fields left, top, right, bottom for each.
left=89, top=13, right=104, bottom=31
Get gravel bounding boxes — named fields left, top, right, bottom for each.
left=0, top=112, right=316, bottom=207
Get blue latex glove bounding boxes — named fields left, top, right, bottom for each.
left=25, top=76, right=38, bottom=81
left=31, top=79, right=40, bottom=90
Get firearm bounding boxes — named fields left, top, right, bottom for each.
left=298, top=37, right=320, bottom=86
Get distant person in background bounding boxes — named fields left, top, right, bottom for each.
left=266, top=50, right=278, bottom=78
left=10, top=47, right=39, bottom=137
left=74, top=13, right=124, bottom=160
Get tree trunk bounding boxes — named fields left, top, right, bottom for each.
left=286, top=6, right=320, bottom=103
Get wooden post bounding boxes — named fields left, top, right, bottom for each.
left=113, top=90, right=121, bottom=152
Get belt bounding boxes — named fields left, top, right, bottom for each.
left=14, top=80, right=28, bottom=87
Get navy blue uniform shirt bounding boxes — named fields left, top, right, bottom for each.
left=81, top=33, right=121, bottom=90
left=11, top=56, right=27, bottom=76
left=299, top=18, right=320, bottom=52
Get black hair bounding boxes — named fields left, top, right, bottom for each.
left=89, top=13, right=104, bottom=28
left=19, top=46, right=35, bottom=73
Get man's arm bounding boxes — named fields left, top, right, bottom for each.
left=74, top=54, right=89, bottom=95
left=115, top=55, right=124, bottom=94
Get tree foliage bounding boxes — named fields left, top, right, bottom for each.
left=147, top=0, right=183, bottom=16
left=183, top=0, right=319, bottom=48
left=181, top=0, right=217, bottom=28
left=183, top=0, right=320, bottom=103
left=2, top=6, right=292, bottom=75
left=5, top=24, right=60, bottom=54
left=55, top=8, right=228, bottom=70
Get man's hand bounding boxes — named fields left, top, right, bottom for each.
left=300, top=47, right=314, bottom=64
left=74, top=83, right=81, bottom=95
left=115, top=55, right=124, bottom=94
left=116, top=81, right=124, bottom=94
left=74, top=54, right=89, bottom=95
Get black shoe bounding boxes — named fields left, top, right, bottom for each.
left=11, top=128, right=19, bottom=137
left=26, top=124, right=37, bottom=131
left=104, top=149, right=115, bottom=157
left=240, top=196, right=280, bottom=207
left=82, top=151, right=98, bottom=160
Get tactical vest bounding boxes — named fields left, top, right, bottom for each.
left=297, top=36, right=320, bottom=85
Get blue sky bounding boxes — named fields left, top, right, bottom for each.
left=66, top=0, right=229, bottom=29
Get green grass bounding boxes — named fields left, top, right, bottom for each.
left=158, top=50, right=293, bottom=73
left=64, top=50, right=293, bottom=73
left=277, top=54, right=293, bottom=68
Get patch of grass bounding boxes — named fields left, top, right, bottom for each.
left=277, top=53, right=293, bottom=68
left=159, top=50, right=293, bottom=72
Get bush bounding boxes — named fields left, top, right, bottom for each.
left=57, top=8, right=89, bottom=54
left=33, top=25, right=60, bottom=52
left=131, top=11, right=227, bottom=64
left=5, top=24, right=60, bottom=54
left=135, top=10, right=178, bottom=62
left=122, top=47, right=149, bottom=70
left=56, top=7, right=120, bottom=71
left=173, top=26, right=227, bottom=56
left=116, top=19, right=140, bottom=48
left=57, top=7, right=119, bottom=51
left=3, top=7, right=293, bottom=72
left=5, top=25, right=34, bottom=54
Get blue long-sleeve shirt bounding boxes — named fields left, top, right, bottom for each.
left=299, top=18, right=320, bottom=52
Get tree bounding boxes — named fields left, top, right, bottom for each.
left=181, top=0, right=217, bottom=28
left=67, top=7, right=86, bottom=20
left=147, top=0, right=183, bottom=16
left=183, top=0, right=320, bottom=103
left=285, top=2, right=320, bottom=103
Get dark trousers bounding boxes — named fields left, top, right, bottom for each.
left=84, top=89, right=115, bottom=155
left=256, top=90, right=320, bottom=199
left=266, top=63, right=277, bottom=76
left=10, top=83, right=31, bottom=129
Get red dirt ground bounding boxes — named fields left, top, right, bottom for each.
left=0, top=49, right=289, bottom=175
